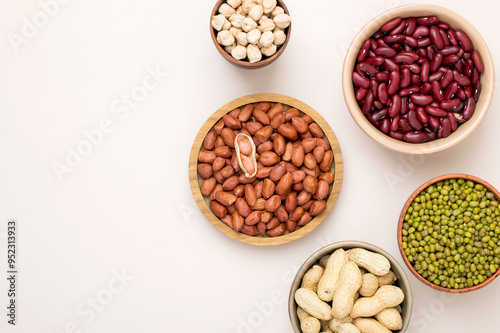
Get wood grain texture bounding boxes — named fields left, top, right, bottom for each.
left=189, top=93, right=343, bottom=246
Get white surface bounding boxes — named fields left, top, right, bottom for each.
left=0, top=0, right=499, bottom=332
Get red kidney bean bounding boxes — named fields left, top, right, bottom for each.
left=388, top=71, right=401, bottom=95
left=464, top=59, right=474, bottom=77
left=417, top=16, right=439, bottom=26
left=377, top=39, right=390, bottom=48
left=372, top=108, right=387, bottom=122
left=366, top=56, right=385, bottom=66
left=417, top=37, right=432, bottom=48
left=472, top=50, right=484, bottom=73
left=441, top=118, right=451, bottom=138
left=417, top=107, right=429, bottom=123
left=454, top=59, right=464, bottom=73
left=440, top=69, right=454, bottom=88
left=447, top=112, right=458, bottom=132
left=464, top=85, right=473, bottom=98
left=352, top=72, right=370, bottom=89
left=357, top=40, right=372, bottom=62
left=376, top=71, right=390, bottom=83
left=399, top=86, right=420, bottom=96
left=375, top=47, right=397, bottom=58
left=372, top=31, right=384, bottom=42
left=381, top=18, right=402, bottom=33
left=473, top=82, right=482, bottom=102
left=440, top=98, right=461, bottom=110
left=403, top=64, right=421, bottom=74
left=408, top=109, right=423, bottom=130
left=410, top=94, right=433, bottom=106
left=384, top=58, right=400, bottom=72
left=448, top=29, right=458, bottom=46
left=453, top=70, right=471, bottom=87
left=384, top=34, right=406, bottom=44
left=356, top=87, right=367, bottom=101
left=440, top=46, right=460, bottom=56
left=394, top=53, right=416, bottom=64
left=404, top=36, right=418, bottom=48
left=429, top=71, right=444, bottom=82
left=456, top=88, right=466, bottom=101
left=463, top=97, right=476, bottom=120
left=444, top=81, right=458, bottom=100
left=399, top=118, right=413, bottom=133
left=362, top=91, right=374, bottom=114
left=418, top=48, right=427, bottom=59
left=358, top=62, right=379, bottom=76
left=388, top=94, right=402, bottom=118
left=390, top=115, right=400, bottom=132
left=407, top=100, right=415, bottom=112
left=439, top=29, right=450, bottom=46
left=404, top=131, right=429, bottom=143
left=457, top=49, right=465, bottom=59
left=443, top=54, right=459, bottom=66
left=402, top=45, right=413, bottom=52
left=426, top=45, right=435, bottom=61
left=420, top=82, right=432, bottom=95
left=370, top=79, right=379, bottom=98
left=429, top=26, right=445, bottom=50
left=420, top=60, right=430, bottom=82
left=431, top=80, right=444, bottom=102
left=425, top=105, right=447, bottom=117
left=413, top=26, right=430, bottom=38
left=373, top=100, right=383, bottom=109
left=437, top=22, right=450, bottom=30
left=390, top=131, right=404, bottom=141
left=390, top=19, right=406, bottom=35
left=431, top=53, right=443, bottom=72
left=428, top=116, right=440, bottom=130
left=452, top=101, right=464, bottom=113
left=400, top=68, right=411, bottom=88
left=472, top=68, right=480, bottom=85
left=367, top=114, right=380, bottom=127
left=380, top=117, right=391, bottom=134
left=405, top=17, right=417, bottom=35
left=378, top=83, right=389, bottom=104
left=411, top=74, right=422, bottom=86
left=455, top=30, right=473, bottom=52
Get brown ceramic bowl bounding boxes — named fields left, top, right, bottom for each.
left=342, top=4, right=495, bottom=154
left=210, top=0, right=292, bottom=69
left=289, top=241, right=413, bottom=332
left=189, top=93, right=343, bottom=246
left=398, top=173, right=500, bottom=293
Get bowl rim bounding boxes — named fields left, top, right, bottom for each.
left=210, top=0, right=292, bottom=69
left=397, top=173, right=500, bottom=293
left=342, top=3, right=495, bottom=155
left=189, top=93, right=344, bottom=246
left=288, top=241, right=413, bottom=333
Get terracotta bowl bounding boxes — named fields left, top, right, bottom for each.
left=289, top=241, right=413, bottom=332
left=398, top=173, right=500, bottom=293
left=342, top=4, right=495, bottom=154
left=189, top=93, right=343, bottom=246
left=210, top=0, right=292, bottom=69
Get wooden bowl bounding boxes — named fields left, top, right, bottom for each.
left=397, top=173, right=500, bottom=293
left=288, top=241, right=413, bottom=332
left=210, top=0, right=292, bottom=69
left=342, top=4, right=495, bottom=154
left=189, top=93, right=343, bottom=246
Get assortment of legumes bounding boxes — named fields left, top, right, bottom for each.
left=212, top=0, right=291, bottom=63
left=401, top=178, right=500, bottom=289
left=197, top=102, right=335, bottom=237
left=353, top=16, right=484, bottom=143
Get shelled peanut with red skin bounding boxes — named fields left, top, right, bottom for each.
left=197, top=102, right=335, bottom=237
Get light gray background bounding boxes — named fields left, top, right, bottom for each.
left=0, top=0, right=499, bottom=332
